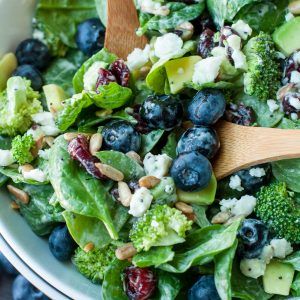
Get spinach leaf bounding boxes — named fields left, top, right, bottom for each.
left=49, top=136, right=118, bottom=239
left=234, top=0, right=287, bottom=33
left=272, top=159, right=300, bottom=193
left=283, top=251, right=300, bottom=271
left=35, top=0, right=98, bottom=49
left=238, top=93, right=283, bottom=128
left=132, top=246, right=175, bottom=268
left=207, top=0, right=260, bottom=28
left=137, top=2, right=205, bottom=36
left=154, top=270, right=182, bottom=300
left=277, top=118, right=300, bottom=129
left=102, top=259, right=131, bottom=300
left=214, top=240, right=238, bottom=300
left=43, top=50, right=86, bottom=97
left=162, top=132, right=177, bottom=159
left=95, top=0, right=107, bottom=27
left=73, top=48, right=117, bottom=93
left=192, top=204, right=211, bottom=228
left=292, top=272, right=300, bottom=297
left=140, top=129, right=165, bottom=157
left=96, top=150, right=145, bottom=180
left=63, top=205, right=128, bottom=249
left=12, top=184, right=64, bottom=236
left=159, top=219, right=241, bottom=273
left=90, top=83, right=132, bottom=109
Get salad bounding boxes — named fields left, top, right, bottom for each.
left=1, top=0, right=300, bottom=299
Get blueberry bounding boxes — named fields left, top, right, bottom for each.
left=102, top=120, right=141, bottom=153
left=48, top=225, right=76, bottom=262
left=238, top=219, right=269, bottom=259
left=13, top=65, right=44, bottom=91
left=170, top=151, right=212, bottom=192
left=140, top=95, right=183, bottom=130
left=0, top=251, right=18, bottom=276
left=76, top=18, right=105, bottom=56
left=15, top=39, right=51, bottom=70
left=235, top=165, right=270, bottom=194
left=12, top=275, right=49, bottom=300
left=187, top=89, right=226, bottom=126
left=188, top=275, right=220, bottom=300
left=176, top=126, right=220, bottom=159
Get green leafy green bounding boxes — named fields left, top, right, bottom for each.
left=96, top=150, right=145, bottom=181
left=95, top=0, right=107, bottom=27
left=137, top=2, right=205, bottom=36
left=35, top=0, right=98, bottom=49
left=277, top=118, right=300, bottom=129
left=132, top=246, right=175, bottom=268
left=192, top=205, right=211, bottom=228
left=102, top=259, right=131, bottom=300
left=73, top=48, right=117, bottom=93
left=283, top=251, right=300, bottom=271
left=12, top=184, right=64, bottom=236
left=162, top=132, right=177, bottom=159
left=159, top=218, right=241, bottom=273
left=140, top=129, right=165, bottom=157
left=48, top=136, right=118, bottom=239
left=292, top=272, right=300, bottom=297
left=214, top=240, right=238, bottom=300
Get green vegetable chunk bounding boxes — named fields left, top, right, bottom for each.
left=255, top=182, right=300, bottom=243
left=150, top=177, right=177, bottom=206
left=73, top=244, right=117, bottom=283
left=11, top=134, right=35, bottom=165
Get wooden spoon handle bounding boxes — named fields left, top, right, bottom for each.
left=105, top=0, right=148, bottom=59
left=214, top=121, right=300, bottom=180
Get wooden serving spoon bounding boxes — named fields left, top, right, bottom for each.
left=104, top=0, right=300, bottom=180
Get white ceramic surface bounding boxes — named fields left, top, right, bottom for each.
left=0, top=1, right=102, bottom=299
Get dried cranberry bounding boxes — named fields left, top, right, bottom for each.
left=282, top=92, right=300, bottom=116
left=109, top=59, right=130, bottom=87
left=68, top=135, right=106, bottom=180
left=96, top=68, right=117, bottom=89
left=123, top=267, right=156, bottom=300
left=197, top=28, right=215, bottom=58
left=225, top=103, right=256, bottom=126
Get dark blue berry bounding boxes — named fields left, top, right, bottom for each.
left=170, top=151, right=212, bottom=191
left=176, top=126, right=220, bottom=159
left=15, top=39, right=51, bottom=70
left=12, top=275, right=49, bottom=300
left=187, top=89, right=226, bottom=126
left=188, top=275, right=220, bottom=300
left=48, top=225, right=76, bottom=262
left=0, top=251, right=18, bottom=276
left=238, top=219, right=269, bottom=259
left=76, top=18, right=105, bottom=56
left=13, top=65, right=44, bottom=91
left=140, top=95, right=183, bottom=130
left=102, top=120, right=141, bottom=153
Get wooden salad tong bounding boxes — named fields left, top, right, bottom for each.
left=104, top=0, right=300, bottom=180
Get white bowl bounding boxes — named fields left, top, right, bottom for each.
left=0, top=1, right=101, bottom=299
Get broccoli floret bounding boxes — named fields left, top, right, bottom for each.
left=0, top=76, right=42, bottom=136
left=244, top=32, right=281, bottom=101
left=129, top=204, right=193, bottom=252
left=72, top=244, right=116, bottom=283
left=11, top=134, right=35, bottom=165
left=255, top=182, right=300, bottom=243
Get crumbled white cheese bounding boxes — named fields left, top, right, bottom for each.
left=270, top=239, right=293, bottom=259
left=249, top=167, right=266, bottom=178
left=0, top=150, right=15, bottom=167
left=143, top=153, right=172, bottom=179
left=240, top=258, right=266, bottom=279
left=192, top=57, right=223, bottom=85
left=23, top=168, right=47, bottom=182
left=38, top=149, right=51, bottom=160
left=291, top=113, right=298, bottom=121
left=211, top=46, right=227, bottom=58
left=260, top=245, right=274, bottom=264
left=231, top=49, right=247, bottom=70
left=128, top=187, right=153, bottom=217
left=220, top=198, right=238, bottom=212
left=31, top=112, right=60, bottom=137
left=226, top=34, right=242, bottom=50
left=83, top=61, right=108, bottom=91
left=127, top=44, right=150, bottom=71
left=231, top=195, right=257, bottom=217
left=289, top=96, right=300, bottom=110
left=293, top=51, right=300, bottom=64
left=285, top=12, right=295, bottom=22
left=26, top=126, right=45, bottom=141
left=229, top=175, right=244, bottom=191
left=290, top=71, right=300, bottom=84
left=232, top=20, right=253, bottom=40
left=154, top=33, right=183, bottom=59
left=267, top=99, right=280, bottom=113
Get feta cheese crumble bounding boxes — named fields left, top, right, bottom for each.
left=290, top=71, right=300, bottom=84
left=231, top=49, right=247, bottom=70
left=23, top=168, right=47, bottom=183
left=267, top=100, right=280, bottom=113
left=232, top=20, right=253, bottom=40
left=0, top=150, right=15, bottom=167
left=270, top=238, right=293, bottom=259
left=289, top=96, right=300, bottom=110
left=249, top=167, right=266, bottom=178
left=83, top=61, right=108, bottom=91
left=154, top=33, right=183, bottom=59
left=229, top=175, right=244, bottom=191
left=127, top=45, right=150, bottom=71
left=220, top=195, right=257, bottom=217
left=143, top=153, right=172, bottom=178
left=129, top=187, right=153, bottom=217
left=31, top=112, right=60, bottom=136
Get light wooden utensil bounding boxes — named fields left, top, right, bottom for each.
left=104, top=0, right=300, bottom=180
